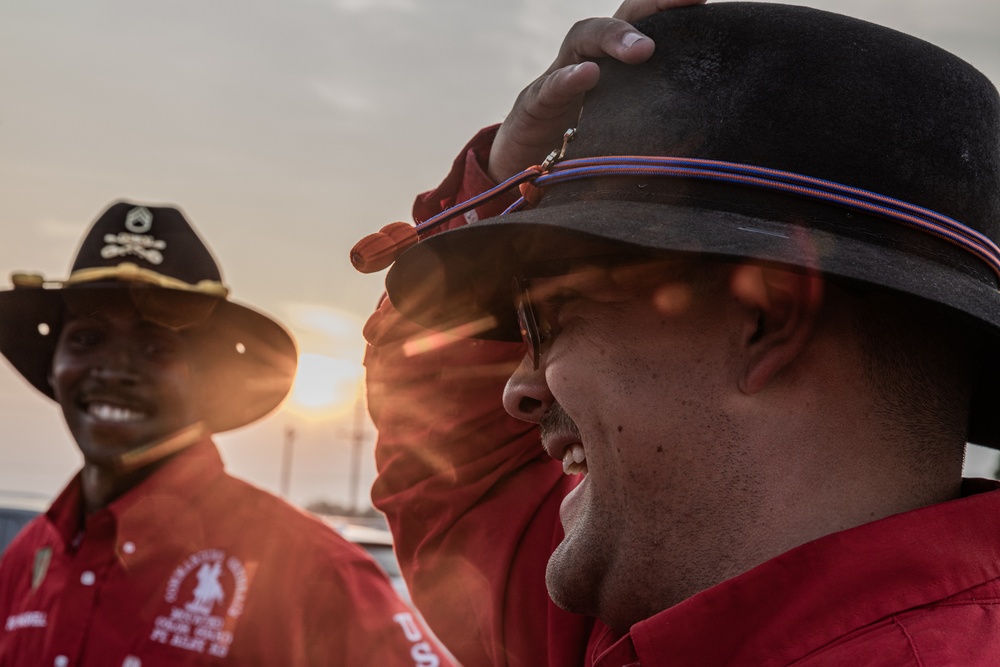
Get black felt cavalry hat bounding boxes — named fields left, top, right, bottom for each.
left=383, top=3, right=1000, bottom=446
left=0, top=201, right=297, bottom=433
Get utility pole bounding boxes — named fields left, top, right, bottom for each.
left=280, top=425, right=295, bottom=498
left=348, top=390, right=365, bottom=514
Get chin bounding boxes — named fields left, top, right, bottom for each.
left=74, top=426, right=155, bottom=464
left=545, top=536, right=603, bottom=619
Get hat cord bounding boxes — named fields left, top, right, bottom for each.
left=502, top=156, right=1000, bottom=285
left=351, top=153, right=1000, bottom=285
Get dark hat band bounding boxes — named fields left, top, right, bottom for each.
left=353, top=153, right=1000, bottom=287
left=504, top=156, right=1000, bottom=286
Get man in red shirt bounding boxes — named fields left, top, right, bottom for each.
left=0, top=202, right=453, bottom=666
left=360, top=2, right=1000, bottom=666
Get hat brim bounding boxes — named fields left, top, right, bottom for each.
left=390, top=200, right=1000, bottom=337
left=0, top=285, right=296, bottom=434
left=386, top=200, right=1000, bottom=446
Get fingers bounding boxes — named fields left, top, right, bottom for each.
left=547, top=17, right=654, bottom=74
left=613, top=0, right=708, bottom=23
left=487, top=17, right=650, bottom=182
left=486, top=67, right=594, bottom=183
left=530, top=62, right=602, bottom=120
left=553, top=0, right=708, bottom=69
left=486, top=0, right=707, bottom=183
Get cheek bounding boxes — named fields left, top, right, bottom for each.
left=48, top=350, right=84, bottom=399
left=160, top=363, right=202, bottom=419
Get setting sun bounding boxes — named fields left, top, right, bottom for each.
left=283, top=304, right=367, bottom=419
left=290, top=352, right=363, bottom=417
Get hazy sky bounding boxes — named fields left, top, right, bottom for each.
left=2, top=0, right=998, bottom=509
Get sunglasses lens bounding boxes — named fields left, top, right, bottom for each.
left=513, top=278, right=540, bottom=370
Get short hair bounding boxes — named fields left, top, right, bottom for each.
left=852, top=290, right=979, bottom=464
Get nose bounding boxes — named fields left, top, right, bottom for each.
left=90, top=341, right=140, bottom=384
left=502, top=353, right=554, bottom=423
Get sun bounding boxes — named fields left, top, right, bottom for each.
left=289, top=352, right=363, bottom=418
left=280, top=304, right=367, bottom=419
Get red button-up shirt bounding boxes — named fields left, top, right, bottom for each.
left=0, top=438, right=453, bottom=666
left=366, top=125, right=1000, bottom=667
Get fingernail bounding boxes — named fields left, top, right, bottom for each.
left=622, top=32, right=644, bottom=49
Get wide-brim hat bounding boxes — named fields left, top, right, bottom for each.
left=384, top=3, right=1000, bottom=446
left=0, top=201, right=297, bottom=433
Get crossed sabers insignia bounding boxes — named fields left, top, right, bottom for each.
left=101, top=233, right=167, bottom=265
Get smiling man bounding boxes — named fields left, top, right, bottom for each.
left=360, top=2, right=1000, bottom=666
left=0, top=202, right=452, bottom=666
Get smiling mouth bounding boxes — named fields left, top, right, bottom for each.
left=87, top=402, right=148, bottom=423
left=562, top=443, right=588, bottom=475
left=540, top=404, right=589, bottom=476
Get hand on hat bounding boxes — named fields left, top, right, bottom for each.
left=487, top=0, right=707, bottom=183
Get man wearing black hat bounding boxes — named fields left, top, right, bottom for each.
left=0, top=202, right=453, bottom=665
left=359, top=2, right=1000, bottom=666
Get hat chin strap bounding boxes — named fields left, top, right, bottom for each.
left=115, top=421, right=208, bottom=473
left=12, top=262, right=229, bottom=297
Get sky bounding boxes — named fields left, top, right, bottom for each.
left=1, top=0, right=998, bottom=510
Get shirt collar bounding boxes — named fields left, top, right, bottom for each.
left=44, top=436, right=224, bottom=547
left=594, top=482, right=1000, bottom=666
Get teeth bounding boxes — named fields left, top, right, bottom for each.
left=562, top=443, right=587, bottom=475
left=89, top=403, right=146, bottom=423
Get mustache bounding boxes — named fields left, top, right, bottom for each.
left=539, top=403, right=582, bottom=442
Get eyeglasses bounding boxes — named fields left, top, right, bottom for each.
left=512, top=277, right=552, bottom=371
left=512, top=254, right=676, bottom=370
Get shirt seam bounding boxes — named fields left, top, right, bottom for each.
left=892, top=615, right=926, bottom=667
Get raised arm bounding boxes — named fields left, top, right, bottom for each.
left=365, top=3, right=705, bottom=665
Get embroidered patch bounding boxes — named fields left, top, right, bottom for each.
left=125, top=206, right=153, bottom=233
left=149, top=549, right=250, bottom=658
left=31, top=546, right=51, bottom=592
left=5, top=611, right=46, bottom=631
left=102, top=206, right=166, bottom=265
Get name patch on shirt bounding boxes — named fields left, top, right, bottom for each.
left=5, top=611, right=47, bottom=631
left=149, top=549, right=250, bottom=658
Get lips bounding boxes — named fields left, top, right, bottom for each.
left=541, top=405, right=588, bottom=476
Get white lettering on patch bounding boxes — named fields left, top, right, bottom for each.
left=150, top=550, right=247, bottom=658
left=101, top=232, right=167, bottom=265
left=392, top=612, right=440, bottom=667
left=5, top=611, right=47, bottom=631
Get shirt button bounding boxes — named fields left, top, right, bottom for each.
left=122, top=541, right=136, bottom=554
left=54, top=656, right=69, bottom=667
left=80, top=571, right=96, bottom=586
left=123, top=656, right=142, bottom=667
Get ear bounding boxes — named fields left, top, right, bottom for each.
left=728, top=263, right=824, bottom=394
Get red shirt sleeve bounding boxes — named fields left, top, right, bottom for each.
left=411, top=124, right=517, bottom=228
left=365, top=127, right=594, bottom=667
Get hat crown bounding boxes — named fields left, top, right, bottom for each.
left=71, top=201, right=223, bottom=285
left=563, top=2, right=1000, bottom=239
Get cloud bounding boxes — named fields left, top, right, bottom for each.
left=36, top=219, right=86, bottom=241
left=332, top=0, right=418, bottom=14
left=310, top=80, right=378, bottom=115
